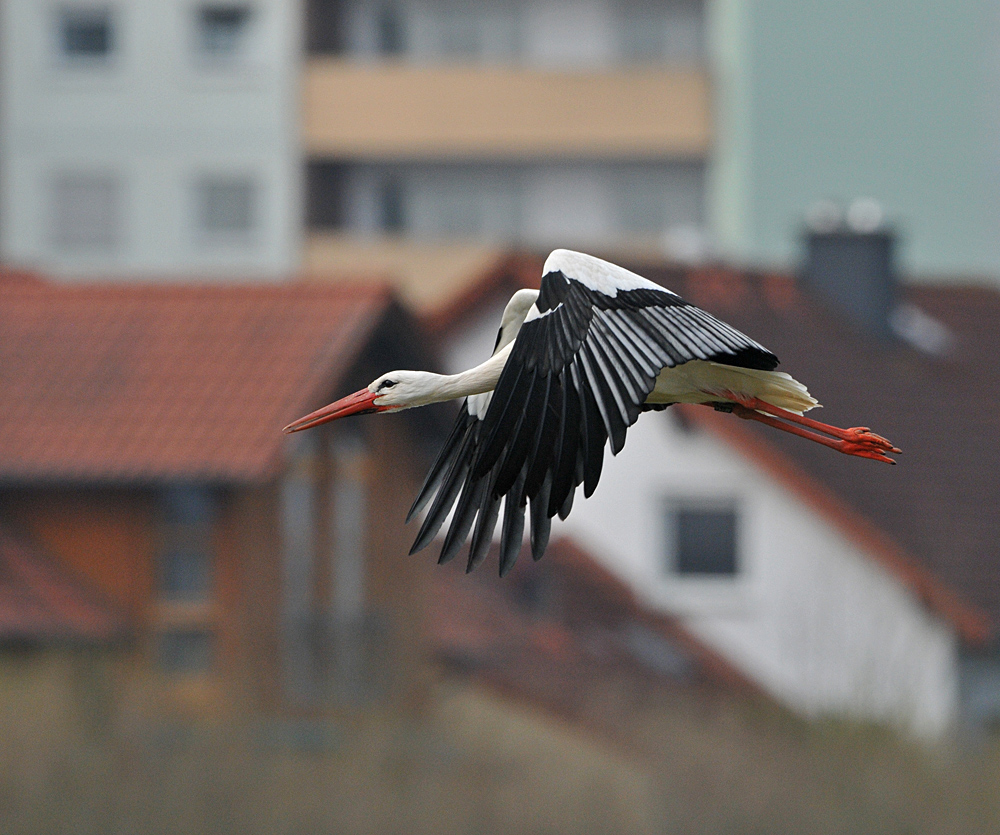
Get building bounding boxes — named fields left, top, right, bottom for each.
left=303, top=0, right=1000, bottom=286
left=5, top=2, right=994, bottom=288
left=302, top=0, right=712, bottom=276
left=709, top=0, right=1000, bottom=282
left=427, top=251, right=1000, bottom=739
left=430, top=536, right=759, bottom=723
left=0, top=1, right=300, bottom=279
left=0, top=275, right=436, bottom=715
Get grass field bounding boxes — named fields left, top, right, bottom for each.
left=3, top=655, right=1000, bottom=835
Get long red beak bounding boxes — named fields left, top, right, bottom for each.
left=283, top=388, right=384, bottom=433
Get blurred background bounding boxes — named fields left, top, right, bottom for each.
left=1, top=1, right=1000, bottom=832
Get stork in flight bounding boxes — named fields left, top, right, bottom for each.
left=285, top=250, right=900, bottom=575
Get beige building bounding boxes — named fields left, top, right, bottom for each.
left=301, top=0, right=711, bottom=281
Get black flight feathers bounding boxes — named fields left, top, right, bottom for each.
left=407, top=269, right=777, bottom=576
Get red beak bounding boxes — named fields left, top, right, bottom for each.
left=283, top=388, right=384, bottom=433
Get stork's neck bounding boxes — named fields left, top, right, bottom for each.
left=417, top=343, right=511, bottom=405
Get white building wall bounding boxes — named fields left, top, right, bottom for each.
left=443, top=302, right=960, bottom=739
left=577, top=413, right=959, bottom=739
left=0, top=0, right=300, bottom=279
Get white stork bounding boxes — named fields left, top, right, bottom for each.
left=284, top=250, right=899, bottom=575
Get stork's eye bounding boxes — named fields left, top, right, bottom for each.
left=377, top=379, right=397, bottom=391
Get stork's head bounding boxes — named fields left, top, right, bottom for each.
left=283, top=370, right=437, bottom=433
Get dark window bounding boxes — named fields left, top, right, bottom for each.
left=60, top=7, right=114, bottom=58
left=157, top=629, right=214, bottom=674
left=305, top=0, right=345, bottom=54
left=159, top=486, right=214, bottom=601
left=672, top=506, right=738, bottom=576
left=379, top=178, right=404, bottom=233
left=376, top=3, right=403, bottom=55
left=197, top=5, right=252, bottom=56
left=306, top=161, right=348, bottom=229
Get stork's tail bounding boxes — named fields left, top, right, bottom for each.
left=710, top=363, right=820, bottom=415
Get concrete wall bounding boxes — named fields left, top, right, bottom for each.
left=303, top=61, right=710, bottom=158
left=0, top=0, right=301, bottom=279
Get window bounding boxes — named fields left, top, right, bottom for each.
left=156, top=486, right=216, bottom=676
left=378, top=178, right=404, bottom=233
left=157, top=629, right=214, bottom=674
left=410, top=4, right=519, bottom=63
left=330, top=433, right=370, bottom=700
left=667, top=504, right=739, bottom=577
left=306, top=161, right=348, bottom=229
left=58, top=6, right=114, bottom=59
left=616, top=0, right=704, bottom=65
left=376, top=3, right=403, bottom=56
left=51, top=172, right=121, bottom=252
left=159, top=486, right=214, bottom=601
left=281, top=431, right=321, bottom=704
left=306, top=0, right=346, bottom=55
left=196, top=4, right=253, bottom=57
left=196, top=176, right=256, bottom=240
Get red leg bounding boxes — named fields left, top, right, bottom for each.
left=717, top=394, right=901, bottom=464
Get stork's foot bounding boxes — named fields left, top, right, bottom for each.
left=834, top=427, right=902, bottom=464
left=725, top=397, right=901, bottom=465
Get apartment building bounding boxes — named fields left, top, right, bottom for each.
left=0, top=1, right=300, bottom=278
left=302, top=0, right=712, bottom=272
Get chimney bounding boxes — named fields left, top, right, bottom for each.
left=801, top=199, right=896, bottom=339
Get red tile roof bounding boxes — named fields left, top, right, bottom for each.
left=0, top=525, right=124, bottom=643
left=430, top=537, right=759, bottom=723
left=0, top=281, right=390, bottom=483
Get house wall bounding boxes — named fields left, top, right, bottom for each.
left=226, top=483, right=283, bottom=710
left=0, top=485, right=277, bottom=713
left=270, top=400, right=432, bottom=715
left=0, top=436, right=432, bottom=716
left=0, top=487, right=156, bottom=616
left=441, top=301, right=960, bottom=738
left=558, top=413, right=959, bottom=739
left=362, top=415, right=434, bottom=707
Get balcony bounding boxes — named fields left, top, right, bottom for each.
left=303, top=60, right=711, bottom=160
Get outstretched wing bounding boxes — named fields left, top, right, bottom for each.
left=409, top=251, right=776, bottom=576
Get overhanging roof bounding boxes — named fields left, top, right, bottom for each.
left=0, top=279, right=390, bottom=484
